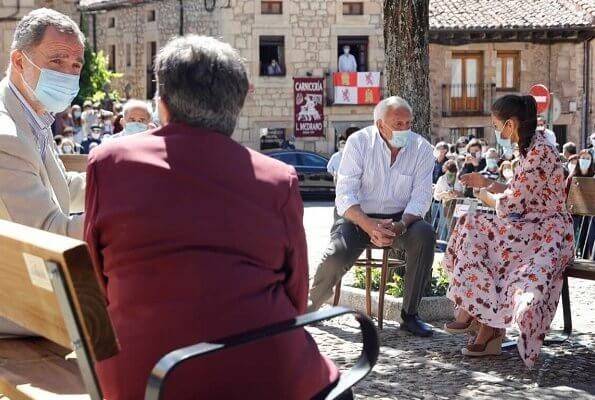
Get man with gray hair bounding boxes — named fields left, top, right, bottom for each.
left=84, top=35, right=341, bottom=399
left=0, top=8, right=86, bottom=334
left=103, top=99, right=152, bottom=141
left=309, top=96, right=437, bottom=337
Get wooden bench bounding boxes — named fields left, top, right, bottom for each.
left=59, top=154, right=88, bottom=173
left=561, top=177, right=595, bottom=335
left=0, top=220, right=379, bottom=399
left=0, top=219, right=118, bottom=399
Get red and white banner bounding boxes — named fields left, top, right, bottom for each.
left=333, top=72, right=381, bottom=105
left=294, top=77, right=324, bottom=138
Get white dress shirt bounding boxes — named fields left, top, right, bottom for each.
left=327, top=150, right=343, bottom=176
left=336, top=125, right=435, bottom=217
left=338, top=54, right=358, bottom=72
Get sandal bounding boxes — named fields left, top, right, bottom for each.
left=444, top=318, right=479, bottom=334
left=461, top=329, right=504, bottom=357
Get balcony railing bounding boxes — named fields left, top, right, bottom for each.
left=441, top=83, right=496, bottom=117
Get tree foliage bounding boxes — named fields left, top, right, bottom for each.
left=75, top=44, right=121, bottom=105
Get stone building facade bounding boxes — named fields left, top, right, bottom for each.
left=1, top=0, right=594, bottom=152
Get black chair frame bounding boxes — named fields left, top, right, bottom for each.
left=144, top=307, right=379, bottom=400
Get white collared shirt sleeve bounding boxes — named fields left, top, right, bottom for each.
left=335, top=136, right=363, bottom=216
left=327, top=151, right=342, bottom=175
left=404, top=144, right=435, bottom=217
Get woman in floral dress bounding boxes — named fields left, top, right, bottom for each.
left=443, top=95, right=574, bottom=368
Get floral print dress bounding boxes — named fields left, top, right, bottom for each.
left=443, top=132, right=574, bottom=368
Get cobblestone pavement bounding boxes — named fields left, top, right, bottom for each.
left=304, top=200, right=595, bottom=399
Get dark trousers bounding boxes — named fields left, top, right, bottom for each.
left=308, top=211, right=436, bottom=315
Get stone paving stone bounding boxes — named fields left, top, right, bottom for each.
left=304, top=201, right=594, bottom=399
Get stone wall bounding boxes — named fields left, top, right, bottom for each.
left=86, top=0, right=220, bottom=100
left=429, top=42, right=588, bottom=146
left=0, top=0, right=42, bottom=77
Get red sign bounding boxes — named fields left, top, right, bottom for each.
left=529, top=84, right=550, bottom=114
left=294, top=77, right=324, bottom=138
left=333, top=72, right=381, bottom=105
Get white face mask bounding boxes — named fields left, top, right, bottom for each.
left=568, top=163, right=577, bottom=175
left=62, top=145, right=73, bottom=153
left=343, top=48, right=350, bottom=54
left=91, top=132, right=101, bottom=140
left=503, top=170, right=513, bottom=179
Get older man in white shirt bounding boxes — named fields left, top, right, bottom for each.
left=308, top=96, right=436, bottom=336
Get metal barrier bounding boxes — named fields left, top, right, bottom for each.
left=431, top=198, right=496, bottom=251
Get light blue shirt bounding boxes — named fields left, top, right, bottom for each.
left=8, top=81, right=55, bottom=159
left=336, top=125, right=435, bottom=217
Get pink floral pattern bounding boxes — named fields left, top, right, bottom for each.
left=443, top=132, right=574, bottom=368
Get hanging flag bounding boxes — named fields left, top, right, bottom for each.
left=333, top=72, right=381, bottom=105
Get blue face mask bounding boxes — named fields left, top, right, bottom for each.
left=125, top=122, right=148, bottom=135
left=390, top=129, right=410, bottom=148
left=495, top=129, right=512, bottom=150
left=486, top=158, right=498, bottom=169
left=21, top=52, right=80, bottom=113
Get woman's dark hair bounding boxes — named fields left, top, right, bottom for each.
left=573, top=149, right=595, bottom=178
left=466, top=138, right=482, bottom=153
left=443, top=159, right=458, bottom=173
left=491, top=95, right=537, bottom=157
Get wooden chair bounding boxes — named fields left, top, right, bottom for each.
left=0, top=219, right=118, bottom=400
left=562, top=177, right=595, bottom=336
left=0, top=220, right=379, bottom=399
left=333, top=245, right=406, bottom=330
left=59, top=154, right=88, bottom=173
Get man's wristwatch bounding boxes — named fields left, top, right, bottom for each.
left=393, top=221, right=407, bottom=236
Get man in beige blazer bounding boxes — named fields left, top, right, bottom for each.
left=0, top=9, right=86, bottom=335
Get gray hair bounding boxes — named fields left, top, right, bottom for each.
left=154, top=35, right=249, bottom=136
left=11, top=8, right=85, bottom=52
left=373, top=96, right=413, bottom=122
left=123, top=99, right=152, bottom=118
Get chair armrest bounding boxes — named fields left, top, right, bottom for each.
left=145, top=306, right=379, bottom=400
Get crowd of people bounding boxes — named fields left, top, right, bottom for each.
left=51, top=98, right=156, bottom=155
left=1, top=7, right=594, bottom=400
left=430, top=132, right=595, bottom=205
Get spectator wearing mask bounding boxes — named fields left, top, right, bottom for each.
left=102, top=113, right=114, bottom=136
left=465, top=139, right=485, bottom=165
left=327, top=140, right=345, bottom=181
left=567, top=149, right=594, bottom=184
left=433, top=141, right=449, bottom=184
left=536, top=116, right=557, bottom=147
left=433, top=160, right=463, bottom=202
left=455, top=137, right=468, bottom=155
left=62, top=126, right=82, bottom=153
left=480, top=148, right=500, bottom=181
left=105, top=99, right=152, bottom=141
left=498, top=160, right=514, bottom=184
left=562, top=142, right=577, bottom=163
left=81, top=124, right=102, bottom=153
left=266, top=59, right=283, bottom=76
left=80, top=100, right=97, bottom=137
left=461, top=139, right=486, bottom=196
left=59, top=138, right=77, bottom=155
left=71, top=104, right=84, bottom=142
left=338, top=45, right=358, bottom=72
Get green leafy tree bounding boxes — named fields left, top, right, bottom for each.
left=73, top=21, right=121, bottom=105
left=75, top=44, right=121, bottom=105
